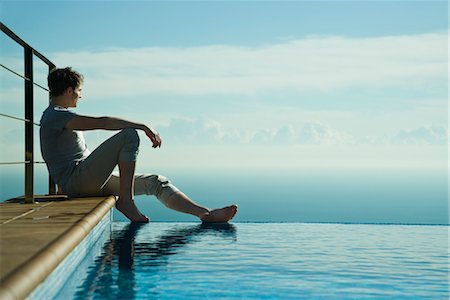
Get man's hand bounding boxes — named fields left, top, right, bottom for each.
left=145, top=127, right=162, bottom=148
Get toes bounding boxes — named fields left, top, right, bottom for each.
left=226, top=205, right=238, bottom=219
left=228, top=206, right=238, bottom=220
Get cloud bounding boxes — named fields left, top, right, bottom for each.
left=358, top=125, right=449, bottom=146
left=390, top=125, right=449, bottom=145
left=297, top=122, right=355, bottom=145
left=157, top=118, right=223, bottom=145
left=250, top=122, right=355, bottom=145
left=157, top=118, right=448, bottom=147
left=39, top=32, right=447, bottom=98
left=250, top=128, right=276, bottom=144
left=250, top=126, right=299, bottom=144
left=358, top=135, right=390, bottom=146
left=159, top=119, right=356, bottom=145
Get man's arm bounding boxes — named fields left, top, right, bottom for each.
left=65, top=116, right=148, bottom=131
left=65, top=116, right=162, bottom=148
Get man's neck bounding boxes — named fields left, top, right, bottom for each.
left=50, top=98, right=69, bottom=108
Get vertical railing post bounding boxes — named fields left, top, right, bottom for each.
left=2, top=22, right=59, bottom=202
left=24, top=46, right=34, bottom=203
left=48, top=64, right=57, bottom=195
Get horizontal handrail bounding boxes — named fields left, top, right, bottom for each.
left=0, top=22, right=54, bottom=67
left=1, top=63, right=49, bottom=92
left=0, top=161, right=46, bottom=165
left=0, top=113, right=40, bottom=126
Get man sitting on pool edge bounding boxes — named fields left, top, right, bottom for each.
left=40, top=67, right=238, bottom=223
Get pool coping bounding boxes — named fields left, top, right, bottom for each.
left=0, top=196, right=116, bottom=300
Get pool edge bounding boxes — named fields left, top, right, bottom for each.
left=0, top=196, right=116, bottom=300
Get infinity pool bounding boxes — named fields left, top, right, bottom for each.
left=69, top=222, right=448, bottom=299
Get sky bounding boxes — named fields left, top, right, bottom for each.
left=0, top=0, right=448, bottom=174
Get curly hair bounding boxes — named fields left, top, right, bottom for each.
left=47, top=67, right=84, bottom=98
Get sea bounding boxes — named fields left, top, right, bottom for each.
left=1, top=166, right=448, bottom=225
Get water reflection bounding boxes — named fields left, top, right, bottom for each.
left=75, top=223, right=237, bottom=299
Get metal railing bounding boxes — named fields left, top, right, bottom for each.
left=1, top=22, right=57, bottom=203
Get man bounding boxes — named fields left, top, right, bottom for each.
left=40, top=67, right=237, bottom=223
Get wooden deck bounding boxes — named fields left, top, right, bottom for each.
left=0, top=196, right=116, bottom=300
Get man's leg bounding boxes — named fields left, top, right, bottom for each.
left=164, top=191, right=238, bottom=223
left=164, top=191, right=209, bottom=217
left=115, top=161, right=149, bottom=222
left=65, top=128, right=148, bottom=223
left=103, top=173, right=238, bottom=222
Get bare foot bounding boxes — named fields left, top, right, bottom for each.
left=115, top=198, right=149, bottom=223
left=200, top=205, right=238, bottom=223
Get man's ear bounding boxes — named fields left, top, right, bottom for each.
left=63, top=86, right=74, bottom=95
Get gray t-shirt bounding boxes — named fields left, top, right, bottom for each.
left=40, top=105, right=90, bottom=186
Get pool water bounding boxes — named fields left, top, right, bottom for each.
left=73, top=222, right=448, bottom=299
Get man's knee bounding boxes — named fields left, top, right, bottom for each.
left=121, top=128, right=140, bottom=145
left=135, top=174, right=179, bottom=204
left=157, top=175, right=169, bottom=185
left=155, top=175, right=180, bottom=205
